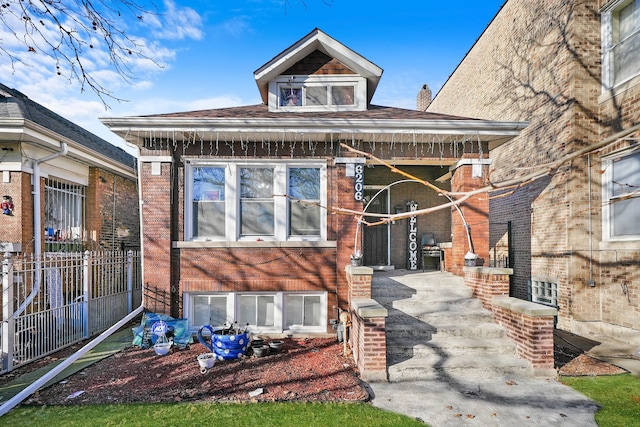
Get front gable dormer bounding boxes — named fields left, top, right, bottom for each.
left=254, top=29, right=383, bottom=112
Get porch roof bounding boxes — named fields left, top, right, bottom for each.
left=0, top=83, right=136, bottom=178
left=101, top=103, right=528, bottom=150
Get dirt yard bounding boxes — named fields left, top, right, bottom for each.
left=24, top=337, right=370, bottom=405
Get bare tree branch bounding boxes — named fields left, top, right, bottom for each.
left=0, top=0, right=160, bottom=104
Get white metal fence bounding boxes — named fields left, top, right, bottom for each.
left=1, top=250, right=142, bottom=373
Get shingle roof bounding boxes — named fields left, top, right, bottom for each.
left=141, top=103, right=478, bottom=121
left=0, top=83, right=135, bottom=169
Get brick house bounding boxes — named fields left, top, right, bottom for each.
left=102, top=29, right=527, bottom=334
left=0, top=83, right=140, bottom=255
left=427, top=0, right=640, bottom=340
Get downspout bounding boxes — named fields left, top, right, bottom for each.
left=135, top=148, right=146, bottom=307
left=587, top=153, right=595, bottom=287
left=14, top=143, right=68, bottom=317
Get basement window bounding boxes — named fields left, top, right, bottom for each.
left=530, top=277, right=558, bottom=307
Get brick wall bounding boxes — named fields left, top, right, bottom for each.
left=0, top=172, right=26, bottom=246
left=427, top=0, right=640, bottom=336
left=464, top=267, right=511, bottom=310
left=492, top=297, right=557, bottom=374
left=139, top=157, right=174, bottom=315
left=86, top=168, right=140, bottom=251
left=139, top=147, right=360, bottom=319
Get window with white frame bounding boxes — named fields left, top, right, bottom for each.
left=284, top=294, right=322, bottom=329
left=240, top=167, right=275, bottom=236
left=602, top=0, right=640, bottom=88
left=603, top=149, right=640, bottom=239
left=279, top=84, right=356, bottom=108
left=184, top=292, right=327, bottom=333
left=530, top=277, right=558, bottom=307
left=269, top=75, right=365, bottom=112
left=288, top=167, right=321, bottom=236
left=192, top=167, right=225, bottom=238
left=185, top=161, right=326, bottom=241
left=44, top=178, right=85, bottom=252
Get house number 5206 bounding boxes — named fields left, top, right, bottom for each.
left=354, top=164, right=364, bottom=201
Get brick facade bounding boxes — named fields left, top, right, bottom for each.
left=428, top=0, right=640, bottom=336
left=86, top=168, right=140, bottom=250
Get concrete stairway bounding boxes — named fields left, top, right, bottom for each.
left=372, top=270, right=531, bottom=382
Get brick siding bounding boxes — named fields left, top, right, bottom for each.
left=428, top=0, right=640, bottom=335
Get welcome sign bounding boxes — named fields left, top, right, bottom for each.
left=407, top=201, right=418, bottom=270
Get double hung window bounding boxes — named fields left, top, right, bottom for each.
left=603, top=150, right=640, bottom=239
left=186, top=161, right=326, bottom=242
left=602, top=0, right=640, bottom=88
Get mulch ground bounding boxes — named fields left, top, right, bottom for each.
left=23, top=337, right=369, bottom=406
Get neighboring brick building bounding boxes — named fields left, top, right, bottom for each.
left=428, top=0, right=640, bottom=339
left=0, top=83, right=140, bottom=255
left=102, top=29, right=527, bottom=334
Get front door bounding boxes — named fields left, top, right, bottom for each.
left=363, top=189, right=389, bottom=266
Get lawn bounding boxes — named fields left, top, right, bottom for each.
left=561, top=374, right=640, bottom=427
left=2, top=402, right=426, bottom=427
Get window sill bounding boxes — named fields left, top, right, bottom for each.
left=173, top=240, right=337, bottom=249
left=599, top=73, right=640, bottom=104
left=599, top=239, right=640, bottom=251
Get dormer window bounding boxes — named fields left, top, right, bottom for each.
left=269, top=75, right=366, bottom=112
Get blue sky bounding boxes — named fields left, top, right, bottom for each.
left=2, top=1, right=505, bottom=155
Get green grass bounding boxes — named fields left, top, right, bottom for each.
left=561, top=374, right=640, bottom=427
left=2, top=402, right=426, bottom=427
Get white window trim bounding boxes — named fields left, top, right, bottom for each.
left=185, top=159, right=327, bottom=242
left=184, top=291, right=327, bottom=334
left=268, top=75, right=366, bottom=112
left=601, top=0, right=640, bottom=90
left=601, top=147, right=640, bottom=241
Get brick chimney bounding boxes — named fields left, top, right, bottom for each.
left=417, top=84, right=432, bottom=111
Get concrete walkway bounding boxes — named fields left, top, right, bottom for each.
left=367, top=270, right=600, bottom=427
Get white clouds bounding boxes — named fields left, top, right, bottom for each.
left=218, top=16, right=253, bottom=38
left=142, top=0, right=204, bottom=41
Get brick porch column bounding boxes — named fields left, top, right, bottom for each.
left=492, top=296, right=558, bottom=377
left=346, top=265, right=373, bottom=302
left=351, top=298, right=388, bottom=382
left=450, top=158, right=491, bottom=276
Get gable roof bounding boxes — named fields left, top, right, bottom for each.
left=254, top=28, right=383, bottom=105
left=0, top=83, right=136, bottom=172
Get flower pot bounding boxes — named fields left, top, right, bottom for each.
left=269, top=340, right=284, bottom=352
left=153, top=341, right=172, bottom=356
left=197, top=353, right=216, bottom=373
left=253, top=345, right=269, bottom=358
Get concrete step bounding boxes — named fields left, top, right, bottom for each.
left=375, top=293, right=480, bottom=310
left=373, top=285, right=473, bottom=301
left=385, top=337, right=518, bottom=360
left=387, top=354, right=531, bottom=382
left=385, top=321, right=507, bottom=340
left=385, top=311, right=495, bottom=329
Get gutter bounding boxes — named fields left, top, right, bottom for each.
left=100, top=116, right=529, bottom=134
